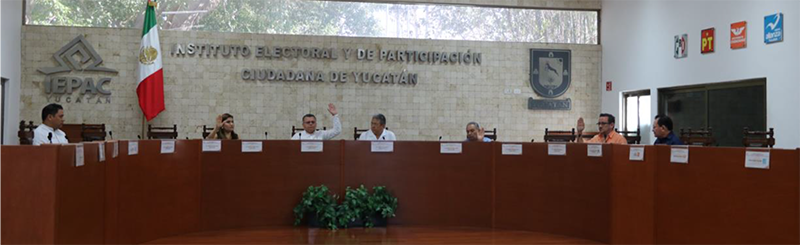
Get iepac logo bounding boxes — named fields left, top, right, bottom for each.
left=730, top=21, right=747, bottom=49
left=38, top=35, right=118, bottom=104
left=764, top=13, right=783, bottom=44
left=701, top=28, right=715, bottom=54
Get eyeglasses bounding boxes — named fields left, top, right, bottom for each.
left=596, top=122, right=610, bottom=126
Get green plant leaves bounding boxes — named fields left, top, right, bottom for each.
left=292, top=184, right=398, bottom=229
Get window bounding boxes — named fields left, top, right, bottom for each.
left=622, top=90, right=651, bottom=137
left=1, top=77, right=6, bottom=145
left=25, top=0, right=599, bottom=44
left=658, top=78, right=766, bottom=147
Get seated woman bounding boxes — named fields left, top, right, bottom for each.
left=206, top=113, right=239, bottom=140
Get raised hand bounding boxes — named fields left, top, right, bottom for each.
left=328, top=103, right=338, bottom=116
left=215, top=114, right=223, bottom=129
left=577, top=117, right=585, bottom=133
left=477, top=127, right=485, bottom=140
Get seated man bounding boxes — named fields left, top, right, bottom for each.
left=653, top=115, right=684, bottom=145
left=576, top=113, right=628, bottom=144
left=291, top=103, right=342, bottom=140
left=465, top=122, right=492, bottom=142
left=33, top=103, right=69, bottom=145
left=358, top=113, right=396, bottom=141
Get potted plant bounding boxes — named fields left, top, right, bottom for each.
left=366, top=186, right=398, bottom=227
left=292, top=185, right=339, bottom=229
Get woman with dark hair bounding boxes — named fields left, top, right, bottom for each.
left=206, top=113, right=239, bottom=140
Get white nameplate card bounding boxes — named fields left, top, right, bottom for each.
left=629, top=146, right=645, bottom=161
left=548, top=144, right=567, bottom=156
left=75, top=144, right=85, bottom=167
left=128, top=141, right=139, bottom=155
left=440, top=143, right=462, bottom=154
left=98, top=143, right=106, bottom=162
left=242, top=141, right=263, bottom=153
left=670, top=146, right=689, bottom=164
left=113, top=141, right=119, bottom=158
left=501, top=144, right=523, bottom=155
left=587, top=144, right=602, bottom=157
left=745, top=150, right=770, bottom=169
left=160, top=140, right=176, bottom=154
left=301, top=141, right=324, bottom=152
left=202, top=140, right=222, bottom=152
left=371, top=141, right=394, bottom=153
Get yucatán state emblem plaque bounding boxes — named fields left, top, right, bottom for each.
left=528, top=49, right=571, bottom=110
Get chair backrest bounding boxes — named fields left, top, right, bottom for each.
left=743, top=127, right=775, bottom=148
left=544, top=128, right=576, bottom=142
left=291, top=126, right=326, bottom=137
left=202, top=125, right=213, bottom=139
left=18, top=120, right=36, bottom=145
left=148, top=124, right=178, bottom=139
left=484, top=128, right=497, bottom=141
left=616, top=128, right=641, bottom=144
left=680, top=128, right=715, bottom=146
left=80, top=123, right=106, bottom=142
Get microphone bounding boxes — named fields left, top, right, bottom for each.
left=265, top=132, right=269, bottom=139
left=438, top=136, right=442, bottom=141
left=48, top=132, right=53, bottom=143
left=137, top=135, right=141, bottom=139
left=298, top=132, right=302, bottom=139
left=109, top=131, right=113, bottom=140
left=381, top=136, right=385, bottom=140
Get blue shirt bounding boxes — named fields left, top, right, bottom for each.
left=654, top=131, right=684, bottom=145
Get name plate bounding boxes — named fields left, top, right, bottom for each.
left=98, top=143, right=106, bottom=162
left=242, top=141, right=263, bottom=153
left=128, top=141, right=139, bottom=155
left=161, top=140, right=176, bottom=154
left=587, top=144, right=602, bottom=157
left=670, top=146, right=689, bottom=164
left=440, top=143, right=462, bottom=154
left=501, top=144, right=523, bottom=155
left=745, top=150, right=770, bottom=169
left=528, top=98, right=571, bottom=110
left=75, top=144, right=85, bottom=167
left=301, top=141, right=324, bottom=152
left=113, top=141, right=119, bottom=158
left=371, top=141, right=394, bottom=153
left=629, top=146, right=645, bottom=161
left=548, top=143, right=567, bottom=156
left=202, top=140, right=222, bottom=152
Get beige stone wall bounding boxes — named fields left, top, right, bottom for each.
left=20, top=25, right=601, bottom=142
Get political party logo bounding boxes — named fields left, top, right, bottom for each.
left=701, top=28, right=715, bottom=54
left=730, top=21, right=747, bottom=49
left=764, top=13, right=783, bottom=44
left=530, top=49, right=571, bottom=98
left=674, top=34, right=688, bottom=58
left=37, top=35, right=118, bottom=104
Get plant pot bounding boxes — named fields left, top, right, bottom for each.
left=368, top=215, right=388, bottom=227
left=306, top=212, right=323, bottom=228
left=346, top=218, right=364, bottom=228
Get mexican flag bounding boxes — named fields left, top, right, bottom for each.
left=136, top=0, right=164, bottom=121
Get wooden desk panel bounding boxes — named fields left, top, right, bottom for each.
left=200, top=140, right=342, bottom=231
left=655, top=147, right=800, bottom=244
left=103, top=141, right=120, bottom=244
left=342, top=141, right=493, bottom=227
left=1, top=145, right=60, bottom=244
left=116, top=140, right=202, bottom=244
left=55, top=143, right=106, bottom=244
left=609, top=145, right=656, bottom=244
left=494, top=143, right=610, bottom=243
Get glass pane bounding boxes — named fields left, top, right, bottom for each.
left=662, top=90, right=706, bottom=134
left=708, top=85, right=766, bottom=147
left=638, top=95, right=651, bottom=133
left=626, top=96, right=638, bottom=131
left=25, top=0, right=599, bottom=44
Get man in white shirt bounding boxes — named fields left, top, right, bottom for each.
left=32, top=103, right=69, bottom=145
left=358, top=113, right=396, bottom=141
left=291, top=103, right=342, bottom=140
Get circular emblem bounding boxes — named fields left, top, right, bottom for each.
left=530, top=49, right=571, bottom=98
left=138, top=46, right=158, bottom=65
